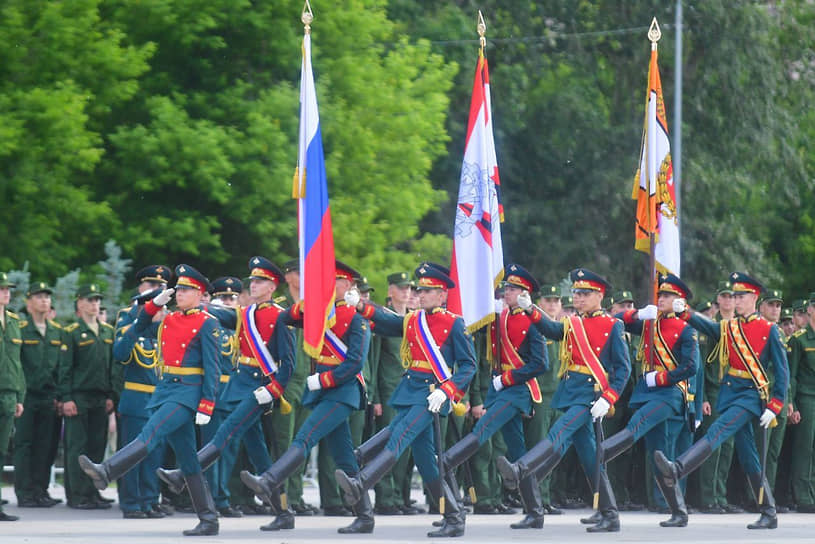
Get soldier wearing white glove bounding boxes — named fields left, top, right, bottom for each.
left=426, top=388, right=448, bottom=413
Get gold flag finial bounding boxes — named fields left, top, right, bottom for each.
left=477, top=10, right=487, bottom=53
left=648, top=17, right=661, bottom=50
left=302, top=0, right=314, bottom=34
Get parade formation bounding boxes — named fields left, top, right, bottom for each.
left=1, top=5, right=814, bottom=542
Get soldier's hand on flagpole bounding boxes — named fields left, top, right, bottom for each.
left=306, top=373, right=322, bottom=391
left=590, top=397, right=610, bottom=421
left=254, top=386, right=273, bottom=405
left=759, top=408, right=776, bottom=429
left=517, top=291, right=532, bottom=310
left=344, top=288, right=360, bottom=308
left=492, top=375, right=504, bottom=392
left=195, top=412, right=211, bottom=426
left=637, top=305, right=658, bottom=320
left=153, top=288, right=175, bottom=306
left=644, top=370, right=659, bottom=387
left=427, top=389, right=448, bottom=413
left=672, top=298, right=687, bottom=314
left=494, top=299, right=505, bottom=313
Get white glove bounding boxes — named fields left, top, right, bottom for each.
left=590, top=397, right=611, bottom=420
left=152, top=288, right=175, bottom=307
left=306, top=373, right=322, bottom=391
left=195, top=412, right=211, bottom=426
left=492, top=375, right=504, bottom=392
left=209, top=297, right=224, bottom=307
left=426, top=388, right=448, bottom=413
left=695, top=420, right=702, bottom=430
left=494, top=298, right=505, bottom=314
left=517, top=291, right=532, bottom=310
left=637, top=304, right=658, bottom=321
left=759, top=408, right=776, bottom=429
left=672, top=298, right=687, bottom=314
left=344, top=288, right=360, bottom=307
left=254, top=386, right=273, bottom=405
left=645, top=370, right=658, bottom=388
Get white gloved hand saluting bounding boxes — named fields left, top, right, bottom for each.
left=672, top=298, right=687, bottom=314
left=254, top=386, right=273, bottom=405
left=759, top=408, right=776, bottom=429
left=306, top=373, right=322, bottom=391
left=645, top=370, right=659, bottom=388
left=344, top=288, right=360, bottom=307
left=427, top=388, right=448, bottom=413
left=492, top=375, right=504, bottom=392
left=637, top=304, right=658, bottom=321
left=195, top=412, right=211, bottom=426
left=152, top=288, right=175, bottom=307
left=590, top=397, right=611, bottom=421
left=517, top=291, right=532, bottom=310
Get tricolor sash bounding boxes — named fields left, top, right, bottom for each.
left=324, top=328, right=366, bottom=387
left=499, top=308, right=542, bottom=403
left=725, top=320, right=770, bottom=400
left=415, top=310, right=454, bottom=382
left=565, top=315, right=610, bottom=392
left=242, top=304, right=278, bottom=376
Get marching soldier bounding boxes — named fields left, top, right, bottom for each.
left=14, top=282, right=63, bottom=508
left=602, top=274, right=699, bottom=527
left=497, top=268, right=632, bottom=533
left=335, top=262, right=477, bottom=538
left=787, top=293, right=815, bottom=512
left=59, top=284, right=115, bottom=510
left=79, top=265, right=222, bottom=536
left=112, top=265, right=172, bottom=519
left=156, top=257, right=296, bottom=531
left=241, top=261, right=371, bottom=534
left=436, top=264, right=548, bottom=529
left=0, top=272, right=25, bottom=521
left=655, top=272, right=789, bottom=530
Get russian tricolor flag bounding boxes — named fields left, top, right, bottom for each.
left=293, top=29, right=336, bottom=357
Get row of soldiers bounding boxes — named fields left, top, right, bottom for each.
left=1, top=261, right=813, bottom=538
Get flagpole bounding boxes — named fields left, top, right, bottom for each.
left=647, top=18, right=661, bottom=371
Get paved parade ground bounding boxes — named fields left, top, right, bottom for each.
left=3, top=485, right=815, bottom=544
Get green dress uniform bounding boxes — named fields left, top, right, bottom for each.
left=787, top=304, right=815, bottom=511
left=280, top=327, right=311, bottom=513
left=0, top=299, right=25, bottom=520
left=59, top=287, right=115, bottom=509
left=13, top=311, right=63, bottom=506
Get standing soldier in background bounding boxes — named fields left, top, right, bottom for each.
left=112, top=265, right=172, bottom=519
left=0, top=272, right=25, bottom=521
left=14, top=282, right=63, bottom=508
left=787, top=293, right=815, bottom=513
left=59, top=284, right=115, bottom=510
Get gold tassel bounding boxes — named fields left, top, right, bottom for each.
left=557, top=318, right=571, bottom=379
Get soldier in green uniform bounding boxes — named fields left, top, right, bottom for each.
left=14, top=282, right=63, bottom=508
left=523, top=284, right=562, bottom=515
left=780, top=308, right=797, bottom=339
left=0, top=272, right=25, bottom=521
left=787, top=293, right=815, bottom=512
left=59, top=284, right=115, bottom=509
left=793, top=300, right=808, bottom=332
left=694, top=281, right=741, bottom=514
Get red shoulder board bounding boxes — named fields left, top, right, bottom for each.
left=161, top=310, right=210, bottom=367
left=239, top=303, right=284, bottom=357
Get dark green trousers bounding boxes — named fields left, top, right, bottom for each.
left=14, top=398, right=58, bottom=501
left=63, top=394, right=108, bottom=505
left=0, top=392, right=16, bottom=512
left=523, top=403, right=558, bottom=504
left=285, top=400, right=309, bottom=507
left=792, top=395, right=815, bottom=507
left=696, top=391, right=735, bottom=507
left=373, top=404, right=414, bottom=509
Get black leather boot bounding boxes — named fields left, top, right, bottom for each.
left=335, top=450, right=396, bottom=505
left=580, top=510, right=603, bottom=524
left=654, top=474, right=688, bottom=527
left=586, top=471, right=619, bottom=533
left=510, top=475, right=544, bottom=529
left=496, top=439, right=555, bottom=491
left=158, top=443, right=220, bottom=495
left=182, top=472, right=219, bottom=536
left=241, top=447, right=305, bottom=503
left=746, top=473, right=777, bottom=529
left=654, top=438, right=712, bottom=488
left=442, top=433, right=480, bottom=471
left=601, top=428, right=635, bottom=464
left=260, top=490, right=294, bottom=531
left=354, top=427, right=392, bottom=467
left=338, top=490, right=375, bottom=534
left=79, top=440, right=148, bottom=490
left=426, top=479, right=465, bottom=538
